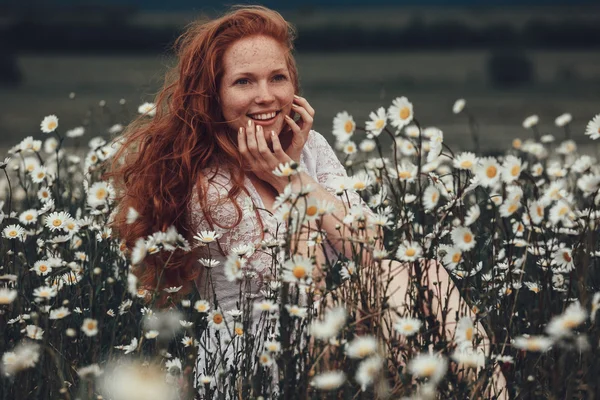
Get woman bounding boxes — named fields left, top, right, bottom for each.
left=108, top=5, right=505, bottom=398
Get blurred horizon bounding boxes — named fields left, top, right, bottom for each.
left=0, top=1, right=598, bottom=151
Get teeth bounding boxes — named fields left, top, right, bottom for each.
left=249, top=111, right=277, bottom=120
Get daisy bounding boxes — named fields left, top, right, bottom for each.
left=126, top=207, right=139, bottom=223
left=19, top=209, right=38, bottom=226
left=181, top=336, right=195, bottom=347
left=408, top=353, right=448, bottom=384
left=30, top=166, right=49, bottom=184
left=2, top=224, right=25, bottom=240
left=45, top=211, right=71, bottom=232
left=37, top=187, right=52, bottom=203
left=163, top=286, right=182, bottom=294
left=451, top=227, right=476, bottom=251
left=522, top=114, right=539, bottom=129
left=546, top=302, right=587, bottom=338
left=501, top=155, right=523, bottom=183
left=555, top=113, right=572, bottom=127
left=114, top=337, right=138, bottom=354
left=207, top=310, right=226, bottom=330
left=282, top=255, right=314, bottom=284
left=310, top=371, right=346, bottom=391
left=464, top=204, right=480, bottom=226
left=404, top=124, right=420, bottom=138
left=346, top=336, right=378, bottom=359
left=349, top=171, right=372, bottom=192
left=440, top=245, right=462, bottom=270
left=272, top=162, right=298, bottom=177
left=549, top=201, right=572, bottom=226
left=499, top=200, right=521, bottom=218
left=31, top=260, right=52, bottom=276
left=332, top=111, right=355, bottom=143
left=81, top=318, right=99, bottom=336
left=453, top=152, right=477, bottom=170
left=396, top=161, right=418, bottom=182
left=194, top=230, right=222, bottom=245
left=454, top=316, right=475, bottom=348
left=25, top=325, right=44, bottom=340
left=452, top=98, right=466, bottom=114
left=359, top=139, right=376, bottom=152
left=365, top=107, right=387, bottom=136
left=342, top=141, right=357, bottom=155
left=513, top=335, right=553, bottom=352
left=0, top=288, right=17, bottom=305
left=49, top=307, right=71, bottom=320
left=591, top=292, right=600, bottom=323
left=309, top=307, right=347, bottom=340
left=584, top=114, right=600, bottom=140
left=254, top=300, right=278, bottom=313
left=387, top=96, right=414, bottom=129
left=40, top=115, right=59, bottom=133
left=137, top=102, right=156, bottom=116
left=422, top=185, right=440, bottom=210
left=285, top=304, right=308, bottom=318
left=475, top=157, right=501, bottom=188
left=87, top=181, right=114, bottom=208
left=452, top=349, right=485, bottom=369
left=223, top=254, right=245, bottom=282
left=198, top=258, right=220, bottom=268
left=264, top=340, right=281, bottom=353
left=394, top=317, right=422, bottom=337
left=258, top=352, right=274, bottom=367
left=552, top=247, right=575, bottom=272
left=355, top=355, right=383, bottom=392
left=396, top=240, right=422, bottom=262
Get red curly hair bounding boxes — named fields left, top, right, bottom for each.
left=106, top=5, right=300, bottom=297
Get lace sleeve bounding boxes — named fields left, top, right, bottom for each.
left=308, top=131, right=375, bottom=217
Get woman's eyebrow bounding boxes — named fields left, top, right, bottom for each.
left=230, top=68, right=288, bottom=78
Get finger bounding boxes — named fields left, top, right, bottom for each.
left=291, top=103, right=314, bottom=129
left=237, top=126, right=248, bottom=156
left=293, top=95, right=315, bottom=117
left=255, top=125, right=275, bottom=161
left=270, top=130, right=291, bottom=161
left=284, top=114, right=302, bottom=136
left=246, top=119, right=259, bottom=156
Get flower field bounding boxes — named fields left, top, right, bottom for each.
left=1, top=96, right=600, bottom=399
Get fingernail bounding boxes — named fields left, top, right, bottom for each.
left=239, top=127, right=243, bottom=134
left=248, top=119, right=252, bottom=127
left=284, top=115, right=291, bottom=119
left=271, top=131, right=275, bottom=137
left=291, top=104, right=298, bottom=108
left=257, top=125, right=262, bottom=132
left=294, top=94, right=300, bottom=98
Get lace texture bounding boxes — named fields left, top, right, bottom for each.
left=188, top=130, right=371, bottom=391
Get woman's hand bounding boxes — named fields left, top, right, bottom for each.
left=280, top=95, right=314, bottom=165
left=238, top=119, right=294, bottom=192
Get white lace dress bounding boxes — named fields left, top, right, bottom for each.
left=188, top=130, right=368, bottom=395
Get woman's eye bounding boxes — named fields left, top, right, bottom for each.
left=273, top=74, right=287, bottom=82
left=234, top=78, right=249, bottom=85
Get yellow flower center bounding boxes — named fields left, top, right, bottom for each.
left=346, top=145, right=355, bottom=152
left=399, top=107, right=411, bottom=120
left=512, top=139, right=522, bottom=149
left=421, top=364, right=436, bottom=377
left=39, top=265, right=48, bottom=272
left=463, top=233, right=473, bottom=243
left=465, top=327, right=473, bottom=341
left=52, top=219, right=62, bottom=227
left=213, top=314, right=223, bottom=324
left=558, top=207, right=568, bottom=217
left=431, top=192, right=438, bottom=202
left=306, top=205, right=318, bottom=216
left=8, top=230, right=17, bottom=237
left=293, top=265, right=307, bottom=279
left=354, top=182, right=366, bottom=190
left=486, top=165, right=497, bottom=178
left=197, top=305, right=206, bottom=312
left=235, top=327, right=243, bottom=336
left=452, top=253, right=461, bottom=263
left=47, top=121, right=57, bottom=130
left=460, top=160, right=473, bottom=168
left=375, top=119, right=384, bottom=129
left=95, top=188, right=107, bottom=200
left=511, top=165, right=520, bottom=176
left=399, top=171, right=412, bottom=179
left=404, top=324, right=413, bottom=332
left=536, top=206, right=543, bottom=217
left=562, top=251, right=572, bottom=262
left=86, top=322, right=96, bottom=330
left=562, top=319, right=579, bottom=329
left=405, top=248, right=416, bottom=257
left=344, top=121, right=354, bottom=133
left=25, top=214, right=33, bottom=221
left=37, top=172, right=45, bottom=179
left=508, top=204, right=518, bottom=214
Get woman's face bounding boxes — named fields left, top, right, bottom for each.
left=219, top=35, right=295, bottom=142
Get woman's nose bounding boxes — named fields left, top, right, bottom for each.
left=254, top=82, right=275, bottom=103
